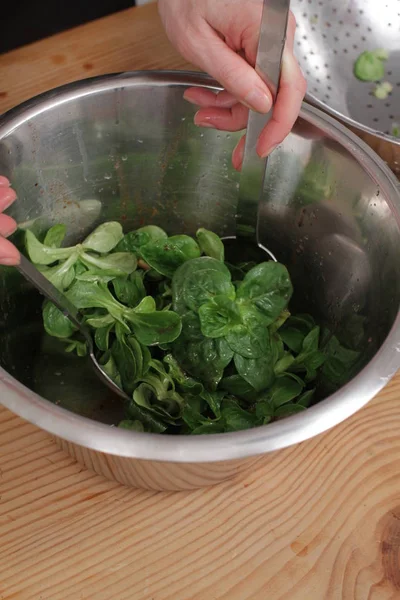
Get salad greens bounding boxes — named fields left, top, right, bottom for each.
left=354, top=49, right=389, bottom=82
left=26, top=221, right=361, bottom=435
left=373, top=81, right=393, bottom=100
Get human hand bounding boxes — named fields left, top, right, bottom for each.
left=0, top=177, right=19, bottom=265
left=158, top=0, right=306, bottom=170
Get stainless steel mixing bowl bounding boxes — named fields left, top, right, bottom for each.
left=292, top=0, right=400, bottom=176
left=1, top=71, right=400, bottom=491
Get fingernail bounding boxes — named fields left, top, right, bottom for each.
left=244, top=87, right=272, bottom=113
left=232, top=139, right=245, bottom=171
left=195, top=122, right=216, bottom=129
left=3, top=224, right=17, bottom=237
left=194, top=113, right=215, bottom=128
left=0, top=189, right=17, bottom=209
left=0, top=257, right=19, bottom=266
left=183, top=94, right=198, bottom=106
left=259, top=144, right=278, bottom=159
left=0, top=176, right=11, bottom=187
left=215, top=92, right=237, bottom=108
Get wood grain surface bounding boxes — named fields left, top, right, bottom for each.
left=1, top=3, right=400, bottom=598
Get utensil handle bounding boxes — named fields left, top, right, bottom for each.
left=17, top=253, right=90, bottom=342
left=236, top=0, right=290, bottom=239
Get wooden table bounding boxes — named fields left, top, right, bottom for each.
left=1, top=4, right=400, bottom=598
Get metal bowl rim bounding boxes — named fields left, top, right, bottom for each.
left=1, top=70, right=400, bottom=463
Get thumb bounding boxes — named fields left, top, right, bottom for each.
left=192, top=24, right=272, bottom=114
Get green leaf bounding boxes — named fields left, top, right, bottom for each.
left=98, top=351, right=122, bottom=388
left=80, top=252, right=137, bottom=275
left=279, top=314, right=316, bottom=354
left=297, top=389, right=315, bottom=408
left=42, top=300, right=76, bottom=339
left=61, top=338, right=88, bottom=357
left=163, top=354, right=203, bottom=395
left=125, top=400, right=167, bottom=433
left=86, top=313, right=115, bottom=328
left=201, top=389, right=224, bottom=419
left=373, top=81, right=393, bottom=100
left=288, top=314, right=316, bottom=333
left=75, top=262, right=87, bottom=276
left=221, top=399, right=260, bottom=432
left=140, top=235, right=201, bottom=278
left=302, top=326, right=320, bottom=354
left=172, top=332, right=233, bottom=390
left=172, top=256, right=231, bottom=314
left=226, top=306, right=270, bottom=358
left=26, top=230, right=76, bottom=265
left=279, top=327, right=305, bottom=354
left=234, top=352, right=275, bottom=393
left=125, top=310, right=182, bottom=345
left=66, top=281, right=126, bottom=328
left=133, top=382, right=184, bottom=421
left=82, top=221, right=124, bottom=253
left=75, top=270, right=117, bottom=284
left=220, top=374, right=256, bottom=399
left=354, top=50, right=387, bottom=82
left=39, top=252, right=78, bottom=290
left=182, top=402, right=208, bottom=431
left=118, top=420, right=145, bottom=432
left=111, top=337, right=138, bottom=394
left=270, top=309, right=291, bottom=333
left=267, top=375, right=304, bottom=408
left=274, top=352, right=295, bottom=375
left=43, top=224, right=67, bottom=248
left=321, top=334, right=360, bottom=386
left=271, top=332, right=285, bottom=362
left=95, top=323, right=114, bottom=351
left=274, top=403, right=306, bottom=419
left=198, top=295, right=241, bottom=338
left=191, top=422, right=226, bottom=435
left=236, top=262, right=293, bottom=324
left=133, top=296, right=156, bottom=314
left=178, top=311, right=204, bottom=341
left=115, top=225, right=167, bottom=253
left=255, top=400, right=274, bottom=424
left=196, top=228, right=224, bottom=261
left=290, top=326, right=327, bottom=381
left=126, top=336, right=144, bottom=379
left=183, top=269, right=235, bottom=313
left=112, top=272, right=146, bottom=308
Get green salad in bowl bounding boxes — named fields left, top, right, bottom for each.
left=25, top=221, right=361, bottom=435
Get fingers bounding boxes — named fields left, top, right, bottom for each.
left=188, top=11, right=306, bottom=170
left=0, top=176, right=11, bottom=187
left=256, top=49, right=307, bottom=158
left=184, top=88, right=237, bottom=109
left=0, top=185, right=17, bottom=212
left=232, top=136, right=246, bottom=171
left=186, top=23, right=272, bottom=114
left=0, top=236, right=20, bottom=266
left=0, top=177, right=20, bottom=265
left=193, top=44, right=307, bottom=168
left=0, top=214, right=17, bottom=237
left=185, top=87, right=248, bottom=131
left=194, top=103, right=248, bottom=132
left=230, top=48, right=306, bottom=166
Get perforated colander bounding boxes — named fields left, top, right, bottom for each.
left=292, top=0, right=400, bottom=144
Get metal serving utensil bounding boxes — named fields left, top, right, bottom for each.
left=234, top=0, right=291, bottom=259
left=14, top=251, right=131, bottom=402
